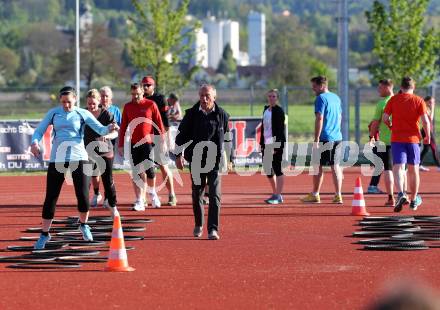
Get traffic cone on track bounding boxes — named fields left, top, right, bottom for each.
left=351, top=177, right=370, bottom=216
left=104, top=213, right=135, bottom=272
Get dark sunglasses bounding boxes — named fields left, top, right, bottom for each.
left=142, top=84, right=153, bottom=87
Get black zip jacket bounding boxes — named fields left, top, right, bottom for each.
left=175, top=101, right=232, bottom=170
left=259, top=104, right=286, bottom=149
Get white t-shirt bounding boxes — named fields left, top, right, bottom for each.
left=263, top=108, right=273, bottom=144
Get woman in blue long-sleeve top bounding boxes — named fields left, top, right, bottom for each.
left=30, top=86, right=119, bottom=249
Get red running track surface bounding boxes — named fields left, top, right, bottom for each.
left=1, top=167, right=440, bottom=309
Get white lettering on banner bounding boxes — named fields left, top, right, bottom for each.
left=0, top=147, right=11, bottom=153
left=0, top=126, right=17, bottom=134
left=18, top=124, right=34, bottom=134
left=7, top=154, right=31, bottom=160
left=8, top=162, right=22, bottom=169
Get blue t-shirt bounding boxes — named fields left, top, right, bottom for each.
left=107, top=105, right=122, bottom=125
left=314, top=91, right=342, bottom=142
left=32, top=106, right=110, bottom=162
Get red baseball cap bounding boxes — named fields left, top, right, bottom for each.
left=141, top=76, right=155, bottom=85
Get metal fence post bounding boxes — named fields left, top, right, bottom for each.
left=249, top=85, right=255, bottom=116
left=355, top=87, right=361, bottom=145
left=281, top=86, right=288, bottom=114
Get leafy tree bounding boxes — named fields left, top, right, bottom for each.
left=127, top=0, right=199, bottom=94
left=0, top=47, right=20, bottom=83
left=81, top=24, right=128, bottom=90
left=366, top=0, right=440, bottom=86
left=217, top=44, right=237, bottom=77
left=266, top=15, right=332, bottom=87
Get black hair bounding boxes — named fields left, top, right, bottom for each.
left=310, top=76, right=328, bottom=86
left=59, top=86, right=76, bottom=97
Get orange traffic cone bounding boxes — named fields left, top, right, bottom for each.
left=351, top=177, right=370, bottom=216
left=104, top=212, right=135, bottom=272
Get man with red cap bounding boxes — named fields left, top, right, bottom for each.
left=141, top=76, right=177, bottom=206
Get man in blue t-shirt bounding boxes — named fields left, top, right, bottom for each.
left=301, top=75, right=344, bottom=204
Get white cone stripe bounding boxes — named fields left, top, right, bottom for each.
left=112, top=228, right=124, bottom=238
left=352, top=200, right=365, bottom=207
left=354, top=187, right=363, bottom=194
left=109, top=250, right=128, bottom=260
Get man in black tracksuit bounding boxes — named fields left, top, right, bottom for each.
left=175, top=84, right=232, bottom=240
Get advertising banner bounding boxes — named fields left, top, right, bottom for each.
left=0, top=117, right=287, bottom=171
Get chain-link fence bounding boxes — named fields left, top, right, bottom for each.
left=1, top=85, right=438, bottom=145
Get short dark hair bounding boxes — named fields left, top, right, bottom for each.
left=424, top=96, right=433, bottom=101
left=59, top=86, right=76, bottom=97
left=310, top=76, right=328, bottom=86
left=130, top=83, right=141, bottom=90
left=401, top=77, right=415, bottom=89
left=168, top=93, right=179, bottom=100
left=379, top=79, right=393, bottom=86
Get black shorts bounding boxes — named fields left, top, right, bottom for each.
left=130, top=143, right=155, bottom=177
left=373, top=144, right=392, bottom=171
left=318, top=141, right=341, bottom=166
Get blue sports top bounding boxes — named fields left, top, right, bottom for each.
left=314, top=91, right=343, bottom=142
left=107, top=105, right=122, bottom=125
left=32, top=106, right=110, bottom=162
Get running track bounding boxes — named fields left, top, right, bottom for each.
left=1, top=167, right=440, bottom=309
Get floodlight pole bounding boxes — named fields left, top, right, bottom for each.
left=337, top=0, right=349, bottom=141
left=75, top=0, right=80, bottom=106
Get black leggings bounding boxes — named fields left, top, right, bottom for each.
left=91, top=156, right=117, bottom=207
left=262, top=146, right=284, bottom=177
left=42, top=161, right=90, bottom=219
left=420, top=130, right=440, bottom=166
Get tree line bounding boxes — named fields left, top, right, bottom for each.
left=0, top=0, right=439, bottom=93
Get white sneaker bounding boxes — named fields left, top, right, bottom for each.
left=132, top=200, right=145, bottom=211
left=420, top=165, right=430, bottom=172
left=91, top=193, right=103, bottom=207
left=109, top=206, right=119, bottom=218
left=150, top=194, right=161, bottom=208
left=102, top=199, right=109, bottom=208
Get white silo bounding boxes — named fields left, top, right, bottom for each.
left=222, top=20, right=240, bottom=62
left=248, top=11, right=266, bottom=66
left=203, top=16, right=224, bottom=69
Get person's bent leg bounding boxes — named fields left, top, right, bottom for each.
left=71, top=161, right=94, bottom=241
left=72, top=161, right=91, bottom=222
left=35, top=162, right=67, bottom=249
left=101, top=156, right=117, bottom=207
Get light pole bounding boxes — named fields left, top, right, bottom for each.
left=337, top=0, right=349, bottom=141
left=75, top=0, right=80, bottom=106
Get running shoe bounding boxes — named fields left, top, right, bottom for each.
left=409, top=195, right=422, bottom=211
left=394, top=192, right=409, bottom=213
left=419, top=165, right=430, bottom=172
left=79, top=224, right=93, bottom=241
left=132, top=200, right=146, bottom=211
left=34, top=233, right=51, bottom=250
left=168, top=194, right=177, bottom=206
left=265, top=194, right=283, bottom=204
left=193, top=226, right=203, bottom=238
left=367, top=186, right=384, bottom=194
left=102, top=199, right=109, bottom=208
left=332, top=194, right=343, bottom=204
left=208, top=230, right=220, bottom=240
left=300, top=193, right=320, bottom=203
left=385, top=196, right=395, bottom=207
left=90, top=193, right=103, bottom=207
left=150, top=193, right=161, bottom=208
